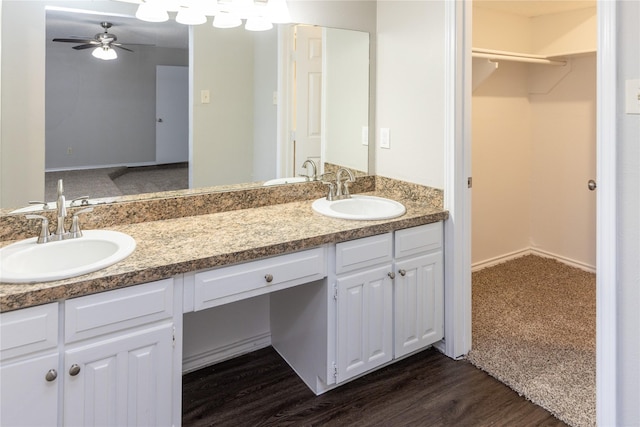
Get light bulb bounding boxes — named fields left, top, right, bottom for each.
left=135, top=1, right=169, bottom=22
left=176, top=7, right=207, bottom=25
left=213, top=11, right=242, bottom=29
left=92, top=46, right=117, bottom=60
left=245, top=16, right=273, bottom=32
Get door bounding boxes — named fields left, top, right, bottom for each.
left=293, top=25, right=323, bottom=176
left=0, top=353, right=59, bottom=426
left=156, top=65, right=189, bottom=165
left=394, top=252, right=444, bottom=358
left=64, top=323, right=173, bottom=426
left=335, top=265, right=393, bottom=383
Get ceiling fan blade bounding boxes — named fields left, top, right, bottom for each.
left=113, top=45, right=134, bottom=52
left=72, top=44, right=99, bottom=50
left=116, top=42, right=156, bottom=47
left=52, top=38, right=95, bottom=44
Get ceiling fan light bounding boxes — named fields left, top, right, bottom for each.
left=135, top=2, right=169, bottom=23
left=92, top=46, right=117, bottom=60
left=176, top=7, right=208, bottom=25
left=213, top=11, right=242, bottom=29
left=245, top=16, right=273, bottom=32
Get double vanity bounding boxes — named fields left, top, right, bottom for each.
left=0, top=176, right=447, bottom=426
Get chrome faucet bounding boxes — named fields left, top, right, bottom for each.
left=51, top=179, right=68, bottom=241
left=336, top=168, right=356, bottom=199
left=301, top=159, right=318, bottom=181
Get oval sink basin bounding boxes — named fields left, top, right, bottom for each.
left=0, top=230, right=136, bottom=283
left=312, top=195, right=406, bottom=221
left=263, top=177, right=308, bottom=186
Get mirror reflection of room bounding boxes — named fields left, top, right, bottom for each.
left=44, top=7, right=370, bottom=203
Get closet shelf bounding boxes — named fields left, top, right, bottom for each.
left=472, top=48, right=567, bottom=66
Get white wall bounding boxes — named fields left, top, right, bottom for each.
left=46, top=43, right=187, bottom=170
left=375, top=0, right=446, bottom=189
left=471, top=6, right=597, bottom=270
left=616, top=1, right=640, bottom=423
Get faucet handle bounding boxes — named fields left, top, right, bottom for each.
left=320, top=180, right=336, bottom=201
left=71, top=196, right=90, bottom=207
left=25, top=214, right=51, bottom=244
left=28, top=201, right=52, bottom=210
left=69, top=207, right=93, bottom=239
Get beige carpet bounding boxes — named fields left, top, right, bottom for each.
left=467, top=255, right=596, bottom=427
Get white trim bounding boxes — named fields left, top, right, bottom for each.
left=596, top=1, right=617, bottom=424
left=471, top=247, right=596, bottom=273
left=45, top=161, right=159, bottom=173
left=181, top=332, right=271, bottom=374
left=443, top=0, right=472, bottom=359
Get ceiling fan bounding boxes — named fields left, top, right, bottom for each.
left=52, top=22, right=151, bottom=60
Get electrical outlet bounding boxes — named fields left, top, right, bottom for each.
left=67, top=147, right=73, bottom=155
left=380, top=128, right=390, bottom=149
left=361, top=126, right=369, bottom=146
left=200, top=89, right=210, bottom=104
left=625, top=79, right=640, bottom=114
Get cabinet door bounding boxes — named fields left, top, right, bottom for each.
left=63, top=323, right=173, bottom=427
left=0, top=352, right=59, bottom=427
left=394, top=252, right=444, bottom=358
left=335, top=265, right=393, bottom=383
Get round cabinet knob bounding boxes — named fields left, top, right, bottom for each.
left=399, top=269, right=407, bottom=277
left=69, top=364, right=81, bottom=376
left=45, top=369, right=58, bottom=382
left=157, top=118, right=163, bottom=123
left=388, top=272, right=396, bottom=279
left=265, top=274, right=274, bottom=283
left=588, top=179, right=597, bottom=191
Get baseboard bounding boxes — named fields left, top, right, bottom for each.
left=182, top=332, right=271, bottom=374
left=529, top=248, right=596, bottom=273
left=45, top=161, right=157, bottom=173
left=472, top=248, right=531, bottom=272
left=472, top=248, right=596, bottom=273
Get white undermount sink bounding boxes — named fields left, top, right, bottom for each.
left=312, top=195, right=406, bottom=221
left=0, top=230, right=136, bottom=284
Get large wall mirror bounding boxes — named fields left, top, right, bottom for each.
left=38, top=5, right=370, bottom=205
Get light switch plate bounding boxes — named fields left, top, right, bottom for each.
left=361, top=126, right=369, bottom=146
left=625, top=79, right=640, bottom=114
left=200, top=89, right=210, bottom=104
left=380, top=128, right=390, bottom=149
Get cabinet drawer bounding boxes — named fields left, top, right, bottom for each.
left=395, top=222, right=442, bottom=259
left=335, top=233, right=392, bottom=275
left=194, top=247, right=326, bottom=311
left=0, top=303, right=58, bottom=361
left=65, top=279, right=174, bottom=344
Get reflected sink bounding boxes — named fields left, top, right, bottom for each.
left=263, top=177, right=308, bottom=186
left=0, top=230, right=136, bottom=283
left=312, top=195, right=406, bottom=221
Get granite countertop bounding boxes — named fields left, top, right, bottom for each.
left=0, top=193, right=448, bottom=312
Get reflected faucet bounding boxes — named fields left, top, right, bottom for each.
left=51, top=179, right=68, bottom=241
left=301, top=159, right=318, bottom=181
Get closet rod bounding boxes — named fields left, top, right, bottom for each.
left=472, top=52, right=567, bottom=66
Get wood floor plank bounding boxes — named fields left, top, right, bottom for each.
left=182, top=347, right=567, bottom=426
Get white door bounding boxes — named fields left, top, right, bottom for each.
left=394, top=252, right=444, bottom=358
left=156, top=65, right=189, bottom=165
left=0, top=353, right=59, bottom=426
left=64, top=323, right=174, bottom=426
left=293, top=25, right=323, bottom=176
left=335, top=265, right=393, bottom=383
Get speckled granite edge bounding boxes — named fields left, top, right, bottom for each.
left=0, top=176, right=448, bottom=312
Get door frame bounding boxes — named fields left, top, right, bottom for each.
left=443, top=0, right=617, bottom=425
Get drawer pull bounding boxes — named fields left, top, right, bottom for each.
left=388, top=272, right=395, bottom=280
left=69, top=364, right=81, bottom=376
left=265, top=274, right=274, bottom=283
left=399, top=269, right=407, bottom=277
left=45, top=369, right=58, bottom=382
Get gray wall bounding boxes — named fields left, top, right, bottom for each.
left=617, top=1, right=640, bottom=423
left=46, top=43, right=187, bottom=170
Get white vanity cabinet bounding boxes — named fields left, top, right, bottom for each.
left=0, top=279, right=178, bottom=427
left=272, top=222, right=444, bottom=395
left=63, top=279, right=176, bottom=427
left=393, top=223, right=444, bottom=358
left=334, top=233, right=394, bottom=383
left=0, top=303, right=60, bottom=427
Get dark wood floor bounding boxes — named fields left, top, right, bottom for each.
left=182, top=347, right=566, bottom=427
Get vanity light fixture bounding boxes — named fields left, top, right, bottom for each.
left=91, top=46, right=118, bottom=60
left=135, top=0, right=290, bottom=31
